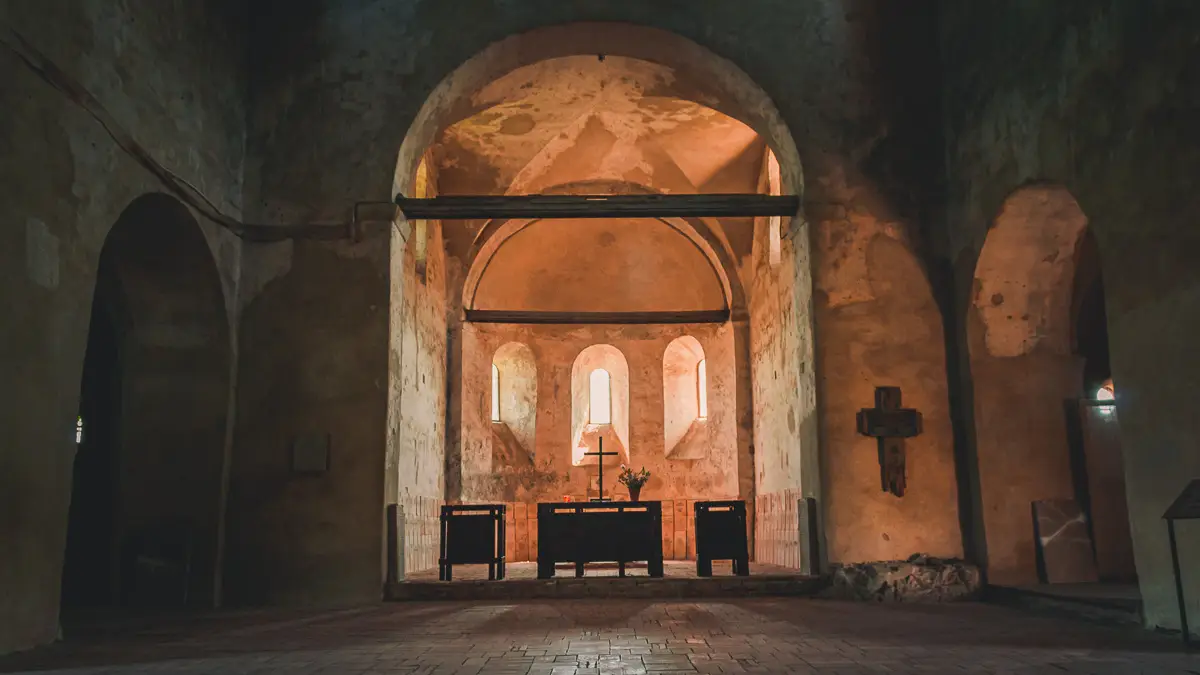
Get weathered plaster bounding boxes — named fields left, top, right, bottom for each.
left=1, top=0, right=246, bottom=654
left=663, top=336, right=708, bottom=460
left=471, top=218, right=727, bottom=313
left=967, top=185, right=1090, bottom=584
left=941, top=1, right=1200, bottom=632
left=227, top=236, right=389, bottom=605
left=493, top=342, right=538, bottom=459
left=460, top=323, right=741, bottom=505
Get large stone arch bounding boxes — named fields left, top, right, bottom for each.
left=966, top=182, right=1100, bottom=585
left=392, top=23, right=804, bottom=203
left=393, top=21, right=819, bottom=573
left=64, top=193, right=233, bottom=613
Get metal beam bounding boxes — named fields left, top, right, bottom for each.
left=465, top=310, right=730, bottom=325
left=395, top=194, right=799, bottom=220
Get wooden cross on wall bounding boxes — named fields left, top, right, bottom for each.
left=856, top=386, right=922, bottom=498
left=583, top=436, right=618, bottom=502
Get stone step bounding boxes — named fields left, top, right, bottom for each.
left=386, top=574, right=828, bottom=601
left=983, top=584, right=1143, bottom=627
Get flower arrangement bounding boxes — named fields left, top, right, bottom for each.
left=617, top=465, right=650, bottom=501
left=617, top=465, right=650, bottom=489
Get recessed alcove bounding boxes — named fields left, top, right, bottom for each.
left=663, top=336, right=709, bottom=461
left=570, top=345, right=630, bottom=468
left=491, top=342, right=537, bottom=471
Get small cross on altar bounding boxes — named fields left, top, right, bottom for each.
left=583, top=436, right=619, bottom=502
left=856, top=386, right=922, bottom=498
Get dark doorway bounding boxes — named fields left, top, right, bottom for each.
left=61, top=290, right=123, bottom=608
left=1072, top=232, right=1112, bottom=396
left=1067, top=232, right=1136, bottom=582
left=59, top=193, right=233, bottom=620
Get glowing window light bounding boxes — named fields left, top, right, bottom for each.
left=697, top=359, right=709, bottom=420
left=490, top=364, right=500, bottom=422
left=1096, top=385, right=1116, bottom=416
left=589, top=369, right=612, bottom=425
left=75, top=416, right=83, bottom=444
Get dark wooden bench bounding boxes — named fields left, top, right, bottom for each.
left=537, top=501, right=664, bottom=579
left=694, top=500, right=749, bottom=577
left=439, top=504, right=506, bottom=581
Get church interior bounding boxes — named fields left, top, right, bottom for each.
left=3, top=1, right=1200, bottom=670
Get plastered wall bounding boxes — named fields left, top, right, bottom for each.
left=459, top=323, right=741, bottom=506
left=940, top=1, right=1200, bottom=632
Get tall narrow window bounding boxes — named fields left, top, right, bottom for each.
left=75, top=416, right=83, bottom=444
left=589, top=368, right=612, bottom=425
left=697, top=359, right=708, bottom=420
left=490, top=363, right=500, bottom=422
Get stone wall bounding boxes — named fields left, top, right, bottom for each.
left=227, top=236, right=388, bottom=606
left=459, top=322, right=741, bottom=505
left=754, top=489, right=806, bottom=568
left=0, top=0, right=247, bottom=654
left=940, top=1, right=1200, bottom=633
left=388, top=217, right=449, bottom=576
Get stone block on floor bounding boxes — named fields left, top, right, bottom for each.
left=824, top=553, right=982, bottom=602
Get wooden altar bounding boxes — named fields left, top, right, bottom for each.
left=536, top=501, right=665, bottom=578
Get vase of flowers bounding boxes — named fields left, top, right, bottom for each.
left=618, top=464, right=650, bottom=502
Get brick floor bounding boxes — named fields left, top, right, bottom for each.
left=3, top=599, right=1198, bottom=674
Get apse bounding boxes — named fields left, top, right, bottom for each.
left=404, top=32, right=808, bottom=567
left=469, top=218, right=728, bottom=314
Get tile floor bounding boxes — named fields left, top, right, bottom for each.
left=2, top=599, right=1197, bottom=674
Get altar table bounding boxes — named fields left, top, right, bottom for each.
left=536, top=501, right=664, bottom=578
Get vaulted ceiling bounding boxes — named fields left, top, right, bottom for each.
left=431, top=56, right=768, bottom=290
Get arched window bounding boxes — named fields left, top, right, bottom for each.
left=490, top=363, right=501, bottom=422
left=589, top=368, right=612, bottom=425
left=570, top=345, right=630, bottom=466
left=663, top=336, right=708, bottom=459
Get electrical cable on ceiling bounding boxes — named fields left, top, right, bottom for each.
left=2, top=24, right=394, bottom=243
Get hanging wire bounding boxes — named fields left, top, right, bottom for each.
left=2, top=24, right=394, bottom=243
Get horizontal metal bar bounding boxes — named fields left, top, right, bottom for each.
left=396, top=194, right=799, bottom=220
left=465, top=310, right=730, bottom=325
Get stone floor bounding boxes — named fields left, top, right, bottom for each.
left=3, top=599, right=1197, bottom=674
left=409, top=561, right=798, bottom=581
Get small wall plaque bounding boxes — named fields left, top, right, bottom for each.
left=292, top=433, right=330, bottom=474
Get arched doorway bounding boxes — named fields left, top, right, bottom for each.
left=62, top=194, right=232, bottom=614
left=969, top=184, right=1135, bottom=585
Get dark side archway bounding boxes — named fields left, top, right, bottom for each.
left=62, top=194, right=233, bottom=613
